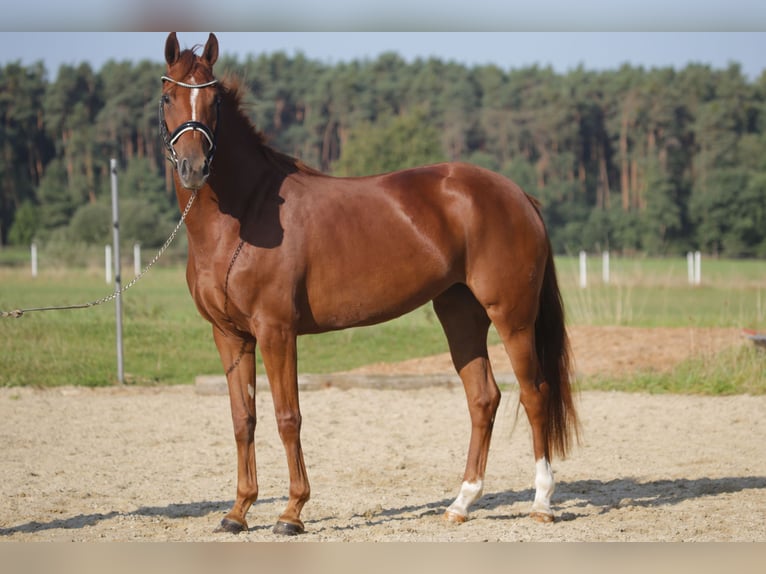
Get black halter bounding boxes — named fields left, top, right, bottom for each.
left=159, top=75, right=220, bottom=167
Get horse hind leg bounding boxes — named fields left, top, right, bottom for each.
left=433, top=285, right=500, bottom=524
left=490, top=315, right=556, bottom=522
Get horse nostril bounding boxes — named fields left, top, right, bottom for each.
left=202, top=160, right=210, bottom=177
left=179, top=158, right=190, bottom=180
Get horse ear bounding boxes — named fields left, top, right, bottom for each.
left=165, top=32, right=180, bottom=66
left=202, top=33, right=219, bottom=67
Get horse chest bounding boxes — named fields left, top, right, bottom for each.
left=188, top=248, right=298, bottom=337
left=187, top=260, right=251, bottom=335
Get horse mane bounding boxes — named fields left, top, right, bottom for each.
left=219, top=75, right=324, bottom=178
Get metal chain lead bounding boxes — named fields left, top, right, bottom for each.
left=0, top=191, right=197, bottom=319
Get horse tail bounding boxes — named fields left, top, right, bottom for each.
left=534, top=221, right=580, bottom=460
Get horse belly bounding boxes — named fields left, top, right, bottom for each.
left=302, top=235, right=457, bottom=331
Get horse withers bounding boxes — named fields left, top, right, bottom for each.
left=160, top=32, right=579, bottom=535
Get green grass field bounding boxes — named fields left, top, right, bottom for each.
left=1, top=254, right=764, bottom=392
left=557, top=255, right=765, bottom=328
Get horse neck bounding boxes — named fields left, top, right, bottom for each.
left=175, top=109, right=288, bottom=244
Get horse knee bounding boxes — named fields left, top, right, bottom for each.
left=231, top=413, right=255, bottom=443
left=275, top=411, right=302, bottom=440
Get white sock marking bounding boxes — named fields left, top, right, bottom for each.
left=447, top=480, right=483, bottom=518
left=531, top=457, right=555, bottom=515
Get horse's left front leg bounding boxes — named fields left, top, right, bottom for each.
left=213, top=328, right=259, bottom=534
left=258, top=323, right=310, bottom=536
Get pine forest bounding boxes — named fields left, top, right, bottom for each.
left=2, top=50, right=766, bottom=257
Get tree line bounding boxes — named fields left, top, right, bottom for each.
left=2, top=51, right=765, bottom=257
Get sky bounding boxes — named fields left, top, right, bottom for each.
left=1, top=32, right=765, bottom=82
left=1, top=0, right=765, bottom=80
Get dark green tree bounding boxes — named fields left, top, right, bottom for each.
left=333, top=108, right=445, bottom=176
left=0, top=61, right=51, bottom=244
left=43, top=63, right=103, bottom=205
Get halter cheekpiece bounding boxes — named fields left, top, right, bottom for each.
left=159, top=75, right=220, bottom=167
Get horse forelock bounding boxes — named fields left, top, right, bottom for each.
left=169, top=48, right=215, bottom=84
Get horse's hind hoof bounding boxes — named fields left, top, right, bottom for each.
left=215, top=517, right=248, bottom=534
left=273, top=520, right=304, bottom=536
left=530, top=511, right=555, bottom=523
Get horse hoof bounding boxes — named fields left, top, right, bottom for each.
left=215, top=517, right=248, bottom=534
left=530, top=511, right=555, bottom=523
left=273, top=520, right=304, bottom=536
left=443, top=510, right=467, bottom=524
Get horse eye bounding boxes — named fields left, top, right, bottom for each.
left=162, top=94, right=171, bottom=105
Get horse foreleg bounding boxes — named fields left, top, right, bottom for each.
left=258, top=324, right=310, bottom=536
left=433, top=287, right=500, bottom=523
left=213, top=328, right=258, bottom=534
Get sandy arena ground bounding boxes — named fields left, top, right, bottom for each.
left=1, top=326, right=764, bottom=542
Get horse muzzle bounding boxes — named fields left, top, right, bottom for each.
left=177, top=155, right=210, bottom=190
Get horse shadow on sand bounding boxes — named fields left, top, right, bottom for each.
left=314, top=475, right=766, bottom=532
left=0, top=497, right=278, bottom=537
left=2, top=476, right=764, bottom=536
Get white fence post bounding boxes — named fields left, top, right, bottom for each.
left=687, top=252, right=694, bottom=285
left=579, top=251, right=587, bottom=289
left=30, top=243, right=38, bottom=277
left=687, top=251, right=702, bottom=286
left=694, top=251, right=702, bottom=285
left=602, top=250, right=610, bottom=284
left=133, top=242, right=141, bottom=277
left=105, top=245, right=112, bottom=284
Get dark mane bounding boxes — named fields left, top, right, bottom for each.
left=219, top=76, right=324, bottom=178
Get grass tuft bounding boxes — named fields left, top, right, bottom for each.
left=581, top=344, right=766, bottom=395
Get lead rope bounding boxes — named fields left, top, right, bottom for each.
left=0, top=191, right=197, bottom=319
left=222, top=239, right=247, bottom=377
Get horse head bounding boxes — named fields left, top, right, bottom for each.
left=160, top=32, right=220, bottom=191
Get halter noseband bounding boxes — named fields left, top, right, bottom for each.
left=159, top=75, right=220, bottom=167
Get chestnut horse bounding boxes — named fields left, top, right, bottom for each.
left=161, top=32, right=578, bottom=535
